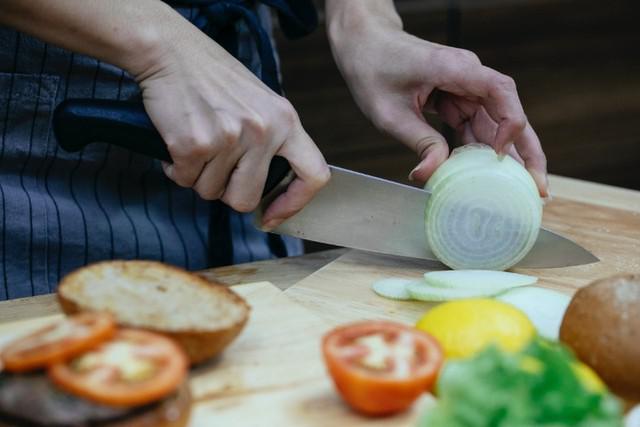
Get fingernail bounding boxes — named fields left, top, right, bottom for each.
left=530, top=170, right=549, bottom=197
left=408, top=166, right=420, bottom=182
left=500, top=142, right=514, bottom=156
left=162, top=163, right=173, bottom=179
left=262, top=219, right=281, bottom=232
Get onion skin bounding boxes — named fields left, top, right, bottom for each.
left=424, top=144, right=542, bottom=271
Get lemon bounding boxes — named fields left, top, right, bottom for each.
left=573, top=362, right=606, bottom=393
left=416, top=298, right=535, bottom=359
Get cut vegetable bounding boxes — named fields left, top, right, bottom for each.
left=48, top=329, right=188, bottom=407
left=322, top=321, right=443, bottom=416
left=407, top=282, right=499, bottom=302
left=497, top=286, right=571, bottom=340
left=424, top=144, right=542, bottom=271
left=372, top=278, right=419, bottom=301
left=1, top=313, right=116, bottom=373
left=424, top=270, right=537, bottom=293
left=419, top=340, right=623, bottom=426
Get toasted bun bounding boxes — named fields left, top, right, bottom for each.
left=57, top=260, right=250, bottom=365
left=560, top=274, right=640, bottom=404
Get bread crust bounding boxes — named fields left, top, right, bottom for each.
left=560, top=273, right=640, bottom=404
left=57, top=260, right=250, bottom=365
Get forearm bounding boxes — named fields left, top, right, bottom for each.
left=325, top=0, right=402, bottom=43
left=0, top=0, right=185, bottom=77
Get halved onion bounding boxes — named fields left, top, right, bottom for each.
left=424, top=144, right=542, bottom=270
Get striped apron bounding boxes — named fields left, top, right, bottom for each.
left=0, top=1, right=317, bottom=300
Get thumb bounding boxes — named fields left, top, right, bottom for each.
left=387, top=113, right=449, bottom=184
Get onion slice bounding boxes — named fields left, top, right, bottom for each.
left=407, top=282, right=498, bottom=302
left=371, top=278, right=417, bottom=301
left=424, top=270, right=537, bottom=293
left=424, top=144, right=542, bottom=270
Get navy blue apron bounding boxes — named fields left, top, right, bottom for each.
left=0, top=0, right=317, bottom=300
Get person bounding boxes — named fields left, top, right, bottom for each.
left=0, top=0, right=547, bottom=300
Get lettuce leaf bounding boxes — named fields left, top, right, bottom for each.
left=419, top=340, right=623, bottom=427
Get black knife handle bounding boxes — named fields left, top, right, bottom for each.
left=52, top=99, right=292, bottom=196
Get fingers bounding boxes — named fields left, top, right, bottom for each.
left=261, top=127, right=330, bottom=230
left=438, top=58, right=527, bottom=155
left=514, top=123, right=548, bottom=197
left=193, top=147, right=241, bottom=200
left=163, top=112, right=241, bottom=188
left=437, top=95, right=546, bottom=195
left=407, top=128, right=449, bottom=184
left=374, top=101, right=449, bottom=184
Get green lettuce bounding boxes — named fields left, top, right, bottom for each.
left=419, top=340, right=623, bottom=427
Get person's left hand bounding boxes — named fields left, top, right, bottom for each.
left=328, top=16, right=548, bottom=197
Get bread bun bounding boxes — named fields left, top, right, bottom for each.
left=57, top=260, right=250, bottom=365
left=560, top=274, right=640, bottom=403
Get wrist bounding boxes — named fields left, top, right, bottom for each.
left=114, top=1, right=189, bottom=80
left=326, top=0, right=402, bottom=49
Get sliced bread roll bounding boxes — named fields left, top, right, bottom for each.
left=57, top=260, right=250, bottom=365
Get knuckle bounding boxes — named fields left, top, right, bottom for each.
left=274, top=97, right=298, bottom=127
left=178, top=133, right=211, bottom=157
left=243, top=113, right=269, bottom=142
left=194, top=184, right=224, bottom=201
left=167, top=168, right=194, bottom=188
left=222, top=193, right=260, bottom=213
left=508, top=113, right=527, bottom=132
left=227, top=196, right=259, bottom=213
left=218, top=120, right=242, bottom=148
left=494, top=74, right=517, bottom=91
left=455, top=48, right=481, bottom=65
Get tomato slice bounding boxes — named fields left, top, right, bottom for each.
left=322, top=320, right=443, bottom=416
left=48, top=328, right=188, bottom=407
left=2, top=312, right=116, bottom=373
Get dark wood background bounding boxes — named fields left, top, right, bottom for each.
left=274, top=0, right=640, bottom=192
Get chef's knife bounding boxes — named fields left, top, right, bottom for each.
left=53, top=99, right=598, bottom=268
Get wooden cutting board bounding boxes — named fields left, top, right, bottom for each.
left=0, top=281, right=428, bottom=426
left=285, top=188, right=640, bottom=326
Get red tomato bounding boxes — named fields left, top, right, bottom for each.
left=1, top=312, right=116, bottom=372
left=48, top=328, right=188, bottom=407
left=322, top=320, right=443, bottom=416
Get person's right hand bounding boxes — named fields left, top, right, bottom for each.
left=133, top=14, right=330, bottom=230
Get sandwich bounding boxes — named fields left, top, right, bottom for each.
left=0, top=313, right=191, bottom=427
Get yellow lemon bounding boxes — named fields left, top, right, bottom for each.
left=573, top=362, right=606, bottom=393
left=416, top=298, right=535, bottom=359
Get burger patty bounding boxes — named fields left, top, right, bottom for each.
left=0, top=373, right=190, bottom=427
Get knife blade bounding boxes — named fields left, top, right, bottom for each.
left=258, top=166, right=598, bottom=268
left=53, top=99, right=598, bottom=268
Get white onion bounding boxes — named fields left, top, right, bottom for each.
left=371, top=278, right=417, bottom=301
left=424, top=270, right=537, bottom=292
left=424, top=144, right=542, bottom=270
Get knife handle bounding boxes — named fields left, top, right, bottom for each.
left=52, top=99, right=292, bottom=197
